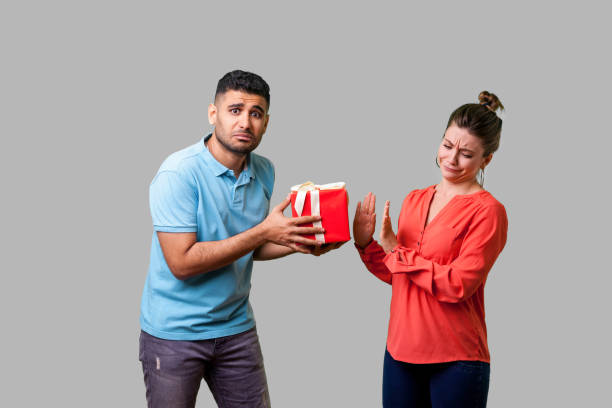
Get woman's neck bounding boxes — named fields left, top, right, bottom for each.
left=436, top=178, right=483, bottom=197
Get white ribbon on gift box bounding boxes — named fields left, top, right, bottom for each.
left=290, top=181, right=346, bottom=243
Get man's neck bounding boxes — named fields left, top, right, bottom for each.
left=206, top=133, right=247, bottom=178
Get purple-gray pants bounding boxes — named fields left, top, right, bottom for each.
left=139, top=327, right=270, bottom=408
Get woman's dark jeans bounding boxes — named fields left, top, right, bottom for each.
left=383, top=349, right=490, bottom=407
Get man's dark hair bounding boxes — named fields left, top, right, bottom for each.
left=215, top=70, right=270, bottom=107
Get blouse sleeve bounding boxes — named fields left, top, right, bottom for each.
left=355, top=240, right=392, bottom=285
left=383, top=204, right=508, bottom=302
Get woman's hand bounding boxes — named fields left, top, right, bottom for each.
left=353, top=192, right=377, bottom=248
left=379, top=200, right=398, bottom=253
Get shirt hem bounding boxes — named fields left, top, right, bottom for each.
left=140, top=319, right=255, bottom=341
left=153, top=225, right=198, bottom=232
left=387, top=344, right=490, bottom=364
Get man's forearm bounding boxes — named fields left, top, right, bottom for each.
left=171, top=224, right=269, bottom=280
left=161, top=197, right=326, bottom=280
left=253, top=242, right=296, bottom=261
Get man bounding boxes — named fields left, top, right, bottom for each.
left=139, top=70, right=341, bottom=408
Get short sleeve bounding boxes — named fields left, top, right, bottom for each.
left=149, top=171, right=198, bottom=232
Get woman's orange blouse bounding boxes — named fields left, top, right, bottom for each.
left=357, top=185, right=508, bottom=363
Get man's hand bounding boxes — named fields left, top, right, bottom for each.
left=260, top=195, right=325, bottom=254
left=310, top=241, right=346, bottom=256
left=379, top=200, right=398, bottom=253
left=158, top=194, right=328, bottom=279
left=353, top=192, right=377, bottom=248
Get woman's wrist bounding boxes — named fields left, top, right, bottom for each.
left=381, top=239, right=399, bottom=254
left=355, top=237, right=373, bottom=249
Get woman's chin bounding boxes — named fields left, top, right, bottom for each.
left=441, top=171, right=462, bottom=181
left=441, top=173, right=474, bottom=184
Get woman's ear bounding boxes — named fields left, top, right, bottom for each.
left=483, top=153, right=493, bottom=168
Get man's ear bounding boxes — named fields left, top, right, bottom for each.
left=208, top=103, right=217, bottom=125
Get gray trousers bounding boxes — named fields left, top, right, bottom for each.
left=139, top=327, right=270, bottom=408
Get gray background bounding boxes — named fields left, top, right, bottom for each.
left=2, top=1, right=610, bottom=406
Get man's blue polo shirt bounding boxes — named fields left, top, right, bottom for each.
left=140, top=135, right=274, bottom=340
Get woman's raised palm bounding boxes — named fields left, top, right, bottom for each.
left=353, top=192, right=377, bottom=248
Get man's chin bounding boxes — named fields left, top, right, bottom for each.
left=228, top=143, right=258, bottom=155
left=216, top=135, right=259, bottom=155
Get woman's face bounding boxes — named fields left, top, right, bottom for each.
left=437, top=124, right=492, bottom=184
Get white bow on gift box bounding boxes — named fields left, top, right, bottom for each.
left=290, top=181, right=346, bottom=243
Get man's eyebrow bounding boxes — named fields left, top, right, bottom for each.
left=227, top=103, right=265, bottom=114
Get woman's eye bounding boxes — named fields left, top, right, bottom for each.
left=463, top=154, right=472, bottom=158
left=443, top=145, right=451, bottom=149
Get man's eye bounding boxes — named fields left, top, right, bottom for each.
left=230, top=108, right=240, bottom=114
left=250, top=112, right=261, bottom=118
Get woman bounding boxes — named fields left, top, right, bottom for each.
left=353, top=91, right=508, bottom=407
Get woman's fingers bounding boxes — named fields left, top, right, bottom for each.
left=381, top=201, right=393, bottom=238
left=362, top=193, right=371, bottom=214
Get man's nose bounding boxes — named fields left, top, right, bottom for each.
left=238, top=112, right=250, bottom=129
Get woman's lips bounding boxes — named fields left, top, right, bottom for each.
left=443, top=165, right=460, bottom=173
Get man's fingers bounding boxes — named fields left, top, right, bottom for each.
left=292, top=237, right=323, bottom=246
left=273, top=196, right=291, bottom=212
left=292, top=215, right=322, bottom=225
left=328, top=242, right=345, bottom=250
left=355, top=201, right=362, bottom=216
left=289, top=243, right=312, bottom=254
left=318, top=241, right=346, bottom=254
left=294, top=226, right=325, bottom=235
left=311, top=247, right=323, bottom=256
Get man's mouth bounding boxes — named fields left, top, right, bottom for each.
left=233, top=133, right=253, bottom=142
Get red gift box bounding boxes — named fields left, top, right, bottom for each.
left=290, top=182, right=351, bottom=243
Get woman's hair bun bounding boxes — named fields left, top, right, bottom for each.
left=478, top=91, right=504, bottom=112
